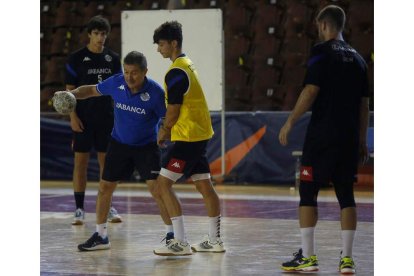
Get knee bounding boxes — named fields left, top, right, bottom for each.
left=196, top=182, right=216, bottom=198
left=99, top=181, right=116, bottom=195
left=299, top=181, right=320, bottom=207
left=335, top=184, right=356, bottom=209
left=147, top=182, right=162, bottom=199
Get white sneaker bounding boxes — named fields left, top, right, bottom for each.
left=72, top=208, right=85, bottom=225
left=191, top=235, right=226, bottom=253
left=153, top=238, right=192, bottom=256
left=107, top=206, right=122, bottom=223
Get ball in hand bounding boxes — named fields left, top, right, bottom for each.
left=52, top=91, right=76, bottom=115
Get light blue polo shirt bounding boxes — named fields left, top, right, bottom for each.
left=96, top=73, right=166, bottom=146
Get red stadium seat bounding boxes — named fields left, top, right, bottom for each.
left=41, top=28, right=53, bottom=56
left=251, top=83, right=284, bottom=111
left=107, top=26, right=121, bottom=54
left=81, top=1, right=108, bottom=26
left=225, top=86, right=253, bottom=111
left=54, top=1, right=77, bottom=28
left=281, top=85, right=302, bottom=111
left=350, top=33, right=374, bottom=62
left=186, top=0, right=222, bottom=9
left=252, top=65, right=282, bottom=88
left=43, top=56, right=66, bottom=86
left=251, top=36, right=283, bottom=69
left=225, top=65, right=251, bottom=89
left=225, top=35, right=252, bottom=69
left=283, top=0, right=312, bottom=39
left=224, top=1, right=254, bottom=38
left=348, top=0, right=374, bottom=34
left=280, top=65, right=306, bottom=86
left=49, top=28, right=71, bottom=56
left=135, top=0, right=167, bottom=10
left=280, top=36, right=312, bottom=56
left=251, top=2, right=285, bottom=41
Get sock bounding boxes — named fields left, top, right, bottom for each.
left=341, top=230, right=356, bottom=257
left=300, top=227, right=315, bottom=258
left=74, top=192, right=85, bottom=209
left=165, top=224, right=174, bottom=235
left=209, top=215, right=221, bottom=242
left=171, top=216, right=187, bottom=242
left=96, top=223, right=108, bottom=238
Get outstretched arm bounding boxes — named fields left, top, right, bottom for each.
left=69, top=85, right=100, bottom=99
left=278, top=84, right=320, bottom=146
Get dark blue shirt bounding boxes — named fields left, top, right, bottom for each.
left=304, top=39, right=369, bottom=146
left=65, top=47, right=122, bottom=125
left=96, top=74, right=166, bottom=146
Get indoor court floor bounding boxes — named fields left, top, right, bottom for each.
left=40, top=181, right=374, bottom=275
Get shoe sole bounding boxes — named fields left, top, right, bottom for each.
left=340, top=270, right=356, bottom=275
left=72, top=220, right=84, bottom=226
left=153, top=250, right=192, bottom=256
left=191, top=247, right=226, bottom=253
left=108, top=218, right=122, bottom=223
left=281, top=267, right=319, bottom=272
left=78, top=244, right=111, bottom=251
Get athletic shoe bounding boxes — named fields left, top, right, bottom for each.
left=339, top=255, right=356, bottom=274
left=191, top=235, right=226, bottom=253
left=78, top=232, right=110, bottom=251
left=72, top=208, right=85, bottom=225
left=161, top=232, right=175, bottom=244
left=281, top=248, right=319, bottom=272
left=153, top=238, right=192, bottom=256
left=107, top=206, right=122, bottom=223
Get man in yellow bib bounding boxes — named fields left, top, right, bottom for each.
left=152, top=21, right=225, bottom=256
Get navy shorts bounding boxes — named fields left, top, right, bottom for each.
left=102, top=139, right=161, bottom=182
left=160, top=140, right=211, bottom=182
left=72, top=122, right=113, bottom=153
left=301, top=141, right=359, bottom=184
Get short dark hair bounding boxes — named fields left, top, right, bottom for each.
left=153, top=21, right=183, bottom=48
left=123, top=51, right=147, bottom=70
left=316, top=5, right=346, bottom=31
left=86, top=15, right=111, bottom=34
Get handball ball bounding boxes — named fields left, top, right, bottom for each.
left=53, top=91, right=76, bottom=115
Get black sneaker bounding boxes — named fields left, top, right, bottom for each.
left=78, top=232, right=110, bottom=251
left=339, top=255, right=356, bottom=274
left=281, top=248, right=319, bottom=272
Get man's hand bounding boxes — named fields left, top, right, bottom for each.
left=70, top=112, right=84, bottom=132
left=279, top=121, right=292, bottom=146
left=157, top=126, right=171, bottom=148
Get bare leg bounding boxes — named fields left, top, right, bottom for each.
left=299, top=206, right=318, bottom=228
left=73, top=152, right=90, bottom=193
left=96, top=180, right=117, bottom=224
left=155, top=175, right=182, bottom=217
left=194, top=179, right=220, bottom=217
left=340, top=207, right=357, bottom=230
left=97, top=152, right=106, bottom=179
left=147, top=179, right=172, bottom=225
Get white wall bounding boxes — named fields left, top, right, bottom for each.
left=121, top=9, right=223, bottom=111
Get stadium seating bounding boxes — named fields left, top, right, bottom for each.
left=40, top=0, right=374, bottom=112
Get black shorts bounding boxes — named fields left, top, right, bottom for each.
left=102, top=139, right=161, bottom=182
left=72, top=122, right=113, bottom=153
left=301, top=141, right=358, bottom=184
left=160, top=140, right=211, bottom=182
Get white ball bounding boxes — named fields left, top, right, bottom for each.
left=53, top=91, right=76, bottom=115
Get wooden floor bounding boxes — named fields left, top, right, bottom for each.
left=40, top=181, right=374, bottom=276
